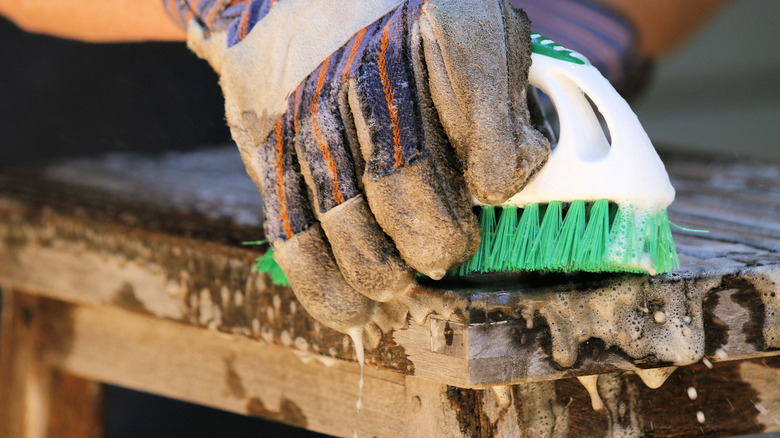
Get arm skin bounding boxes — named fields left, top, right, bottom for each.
left=0, top=0, right=185, bottom=42
left=0, top=0, right=729, bottom=54
left=597, top=0, right=730, bottom=58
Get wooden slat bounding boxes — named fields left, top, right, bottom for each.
left=45, top=372, right=103, bottom=438
left=0, top=292, right=43, bottom=438
left=28, top=291, right=780, bottom=438
left=2, top=149, right=780, bottom=436
left=42, top=296, right=407, bottom=438
left=0, top=292, right=103, bottom=438
left=2, top=150, right=780, bottom=387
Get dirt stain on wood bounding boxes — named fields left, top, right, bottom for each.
left=223, top=353, right=246, bottom=399
left=367, top=331, right=415, bottom=375
left=702, top=285, right=729, bottom=356
left=246, top=396, right=308, bottom=428
left=112, top=283, right=152, bottom=315
left=634, top=362, right=764, bottom=437
left=727, top=275, right=767, bottom=350
left=446, top=386, right=496, bottom=438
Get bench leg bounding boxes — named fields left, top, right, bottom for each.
left=0, top=290, right=103, bottom=438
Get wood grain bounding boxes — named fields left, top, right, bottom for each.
left=0, top=292, right=103, bottom=438
left=9, top=291, right=777, bottom=438
left=2, top=149, right=780, bottom=437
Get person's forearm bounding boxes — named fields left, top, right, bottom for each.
left=0, top=0, right=185, bottom=42
left=596, top=0, right=730, bottom=58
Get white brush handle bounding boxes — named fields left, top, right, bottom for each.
left=506, top=53, right=675, bottom=210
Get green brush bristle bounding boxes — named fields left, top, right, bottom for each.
left=252, top=247, right=290, bottom=286
left=607, top=204, right=639, bottom=267
left=576, top=199, right=610, bottom=267
left=489, top=205, right=518, bottom=271
left=452, top=200, right=679, bottom=276
left=249, top=200, right=680, bottom=286
left=535, top=201, right=563, bottom=268
left=510, top=202, right=540, bottom=270
left=645, top=210, right=679, bottom=274
left=551, top=200, right=585, bottom=269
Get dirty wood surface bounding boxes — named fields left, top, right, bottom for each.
left=4, top=289, right=779, bottom=438
left=1, top=148, right=780, bottom=437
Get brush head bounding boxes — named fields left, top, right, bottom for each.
left=452, top=38, right=681, bottom=278
left=451, top=200, right=678, bottom=277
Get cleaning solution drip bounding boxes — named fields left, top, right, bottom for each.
left=348, top=328, right=365, bottom=438
left=348, top=328, right=365, bottom=413
left=576, top=375, right=604, bottom=410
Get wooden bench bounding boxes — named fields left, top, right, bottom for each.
left=1, top=147, right=779, bottom=437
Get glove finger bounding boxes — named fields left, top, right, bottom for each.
left=293, top=49, right=414, bottom=300
left=252, top=109, right=317, bottom=244
left=348, top=3, right=480, bottom=279
left=273, top=224, right=377, bottom=332
left=420, top=0, right=550, bottom=204
left=320, top=195, right=415, bottom=302
left=248, top=108, right=377, bottom=332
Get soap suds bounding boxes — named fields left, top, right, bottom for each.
left=379, top=274, right=718, bottom=376
left=536, top=275, right=711, bottom=367
left=491, top=385, right=512, bottom=409
left=634, top=366, right=678, bottom=389
left=576, top=375, right=604, bottom=410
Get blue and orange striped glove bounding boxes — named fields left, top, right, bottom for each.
left=167, top=0, right=550, bottom=334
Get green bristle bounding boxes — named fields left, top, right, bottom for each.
left=252, top=247, right=290, bottom=286
left=645, top=209, right=679, bottom=273
left=607, top=204, right=640, bottom=268
left=575, top=199, right=610, bottom=268
left=478, top=206, right=497, bottom=272
left=509, top=203, right=541, bottom=270
left=489, top=205, right=518, bottom=271
left=252, top=200, right=681, bottom=280
left=458, top=206, right=496, bottom=275
left=552, top=200, right=585, bottom=269
left=533, top=201, right=563, bottom=269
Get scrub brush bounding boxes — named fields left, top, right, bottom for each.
left=454, top=34, right=678, bottom=276
left=251, top=34, right=679, bottom=284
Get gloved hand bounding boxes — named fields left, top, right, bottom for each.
left=167, top=0, right=549, bottom=333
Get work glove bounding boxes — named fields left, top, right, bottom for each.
left=167, top=0, right=550, bottom=333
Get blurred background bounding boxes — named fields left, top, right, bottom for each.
left=1, top=0, right=778, bottom=168
left=632, top=0, right=780, bottom=161
left=0, top=0, right=778, bottom=436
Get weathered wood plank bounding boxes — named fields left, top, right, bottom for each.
left=2, top=150, right=780, bottom=388
left=3, top=195, right=780, bottom=388
left=0, top=291, right=103, bottom=438
left=0, top=292, right=44, bottom=438
left=3, top=149, right=780, bottom=436
left=45, top=371, right=103, bottom=438
left=27, top=291, right=780, bottom=438
left=41, top=294, right=408, bottom=438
